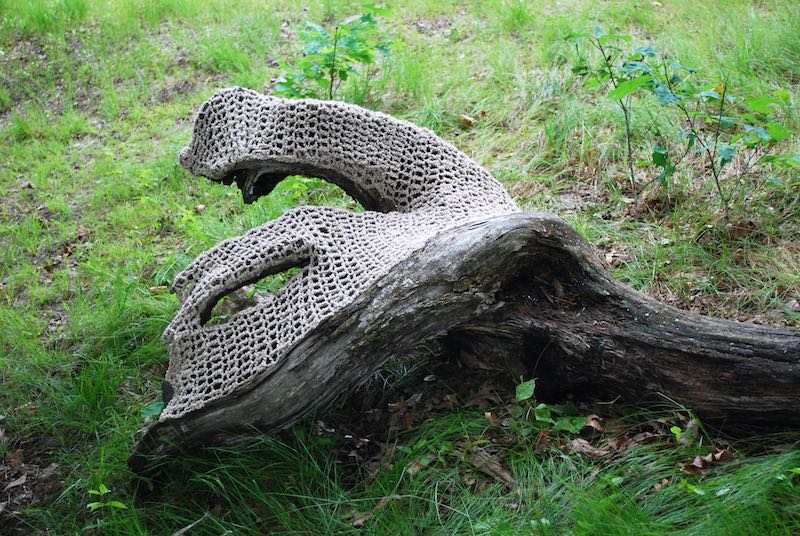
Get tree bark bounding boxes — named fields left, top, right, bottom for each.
left=129, top=212, right=800, bottom=474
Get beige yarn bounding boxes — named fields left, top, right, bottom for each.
left=161, top=87, right=518, bottom=421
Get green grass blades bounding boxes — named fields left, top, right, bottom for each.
left=1, top=0, right=798, bottom=533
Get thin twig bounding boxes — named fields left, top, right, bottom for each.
left=328, top=25, right=339, bottom=100
left=708, top=80, right=729, bottom=219
left=595, top=39, right=637, bottom=196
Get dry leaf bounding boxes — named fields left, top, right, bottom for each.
left=10, top=449, right=23, bottom=472
left=3, top=473, right=27, bottom=492
left=654, top=478, right=671, bottom=491
left=608, top=431, right=658, bottom=451
left=604, top=249, right=622, bottom=267
left=149, top=286, right=169, bottom=294
left=350, top=511, right=373, bottom=528
left=405, top=454, right=435, bottom=476
left=458, top=114, right=476, bottom=129
left=607, top=436, right=629, bottom=451
left=406, top=392, right=423, bottom=406
left=465, top=384, right=502, bottom=408
left=484, top=411, right=502, bottom=427
left=37, top=463, right=62, bottom=494
left=586, top=414, right=603, bottom=432
left=374, top=495, right=400, bottom=511
left=469, top=447, right=515, bottom=487
left=388, top=392, right=422, bottom=412
left=402, top=411, right=414, bottom=429
left=682, top=447, right=734, bottom=475
left=630, top=431, right=658, bottom=445
left=683, top=456, right=705, bottom=475
left=535, top=430, right=551, bottom=454
left=569, top=438, right=609, bottom=458
left=315, top=420, right=335, bottom=434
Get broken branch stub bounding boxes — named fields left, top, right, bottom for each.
left=129, top=88, right=800, bottom=474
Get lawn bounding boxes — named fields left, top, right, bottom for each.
left=1, top=0, right=799, bottom=534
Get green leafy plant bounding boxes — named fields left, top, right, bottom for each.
left=514, top=378, right=587, bottom=435
left=567, top=27, right=796, bottom=216
left=275, top=12, right=390, bottom=101
left=515, top=378, right=536, bottom=402
left=141, top=397, right=164, bottom=419
left=86, top=483, right=128, bottom=512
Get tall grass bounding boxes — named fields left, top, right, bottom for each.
left=0, top=0, right=798, bottom=533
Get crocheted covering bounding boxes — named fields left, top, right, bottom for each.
left=162, top=88, right=519, bottom=421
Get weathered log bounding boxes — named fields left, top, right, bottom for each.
left=129, top=90, right=799, bottom=474
left=130, top=211, right=800, bottom=472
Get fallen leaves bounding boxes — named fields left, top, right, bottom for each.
left=404, top=453, right=435, bottom=476
left=10, top=449, right=23, bottom=472
left=3, top=474, right=26, bottom=493
left=585, top=414, right=604, bottom=432
left=76, top=225, right=91, bottom=240
left=293, top=355, right=745, bottom=526
left=682, top=447, right=734, bottom=476
left=3, top=449, right=28, bottom=494
left=465, top=384, right=503, bottom=408
left=607, top=431, right=658, bottom=451
left=342, top=495, right=403, bottom=528
left=1, top=446, right=63, bottom=516
left=568, top=438, right=609, bottom=458
left=484, top=411, right=502, bottom=426
left=469, top=447, right=515, bottom=488
left=654, top=478, right=671, bottom=491
left=388, top=392, right=423, bottom=430
left=347, top=511, right=373, bottom=528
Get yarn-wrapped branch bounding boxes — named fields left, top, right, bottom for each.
left=129, top=88, right=800, bottom=473
left=162, top=87, right=517, bottom=421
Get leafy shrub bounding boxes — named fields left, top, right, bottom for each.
left=567, top=27, right=797, bottom=216
left=275, top=12, right=390, bottom=101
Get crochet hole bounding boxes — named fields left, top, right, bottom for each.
left=201, top=264, right=306, bottom=327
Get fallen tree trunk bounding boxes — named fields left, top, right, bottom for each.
left=129, top=212, right=800, bottom=473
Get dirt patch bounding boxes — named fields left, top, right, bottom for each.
left=413, top=16, right=453, bottom=37
left=0, top=426, right=64, bottom=535
left=153, top=76, right=199, bottom=105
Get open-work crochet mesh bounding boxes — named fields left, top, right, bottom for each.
left=162, top=88, right=519, bottom=421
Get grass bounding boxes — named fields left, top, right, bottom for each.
left=0, top=0, right=798, bottom=533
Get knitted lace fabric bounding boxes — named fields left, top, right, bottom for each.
left=162, top=88, right=519, bottom=421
